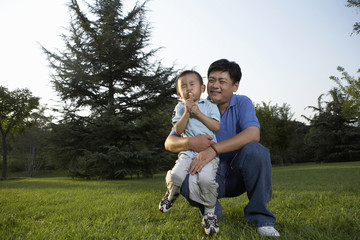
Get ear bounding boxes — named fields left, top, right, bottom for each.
left=233, top=82, right=239, bottom=92
left=201, top=84, right=206, bottom=93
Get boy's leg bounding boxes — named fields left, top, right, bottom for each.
left=165, top=170, right=180, bottom=200
left=180, top=173, right=223, bottom=219
left=198, top=160, right=220, bottom=235
left=194, top=158, right=218, bottom=207
left=160, top=155, right=192, bottom=212
left=167, top=154, right=192, bottom=190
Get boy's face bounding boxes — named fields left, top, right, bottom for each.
left=177, top=73, right=205, bottom=101
left=207, top=70, right=239, bottom=105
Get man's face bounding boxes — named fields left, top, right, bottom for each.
left=207, top=71, right=239, bottom=106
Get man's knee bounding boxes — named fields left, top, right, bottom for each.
left=243, top=142, right=269, bottom=157
left=234, top=142, right=270, bottom=169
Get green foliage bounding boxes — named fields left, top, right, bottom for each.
left=1, top=162, right=359, bottom=239
left=330, top=66, right=360, bottom=124
left=304, top=88, right=360, bottom=162
left=255, top=102, right=308, bottom=165
left=41, top=0, right=178, bottom=178
left=10, top=107, right=54, bottom=177
left=0, top=86, right=39, bottom=136
left=346, top=0, right=360, bottom=35
left=0, top=86, right=39, bottom=178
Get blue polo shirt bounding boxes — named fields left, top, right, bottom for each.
left=171, top=94, right=260, bottom=161
left=215, top=94, right=260, bottom=160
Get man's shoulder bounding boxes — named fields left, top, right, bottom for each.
left=232, top=94, right=252, bottom=100
left=231, top=94, right=253, bottom=105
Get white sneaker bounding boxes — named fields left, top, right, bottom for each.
left=257, top=226, right=280, bottom=237
left=203, top=213, right=219, bottom=235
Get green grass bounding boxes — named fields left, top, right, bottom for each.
left=1, top=162, right=359, bottom=239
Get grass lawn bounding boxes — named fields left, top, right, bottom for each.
left=1, top=162, right=359, bottom=239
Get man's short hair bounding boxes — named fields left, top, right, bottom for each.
left=207, top=59, right=242, bottom=84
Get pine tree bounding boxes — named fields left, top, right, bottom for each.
left=42, top=0, right=177, bottom=178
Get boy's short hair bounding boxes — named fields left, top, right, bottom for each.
left=207, top=59, right=242, bottom=84
left=176, top=70, right=204, bottom=94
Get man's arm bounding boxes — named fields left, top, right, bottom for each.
left=213, top=126, right=260, bottom=154
left=188, top=126, right=260, bottom=174
left=164, top=133, right=214, bottom=153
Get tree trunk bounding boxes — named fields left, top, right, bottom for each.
left=1, top=133, right=7, bottom=178
left=28, top=146, right=37, bottom=178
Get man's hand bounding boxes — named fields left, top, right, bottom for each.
left=188, top=135, right=213, bottom=152
left=189, top=147, right=217, bottom=175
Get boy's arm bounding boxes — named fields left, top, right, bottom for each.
left=174, top=111, right=190, bottom=135
left=191, top=105, right=220, bottom=132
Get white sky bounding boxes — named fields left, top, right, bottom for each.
left=1, top=0, right=359, bottom=123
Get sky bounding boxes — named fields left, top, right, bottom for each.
left=0, top=0, right=359, bottom=123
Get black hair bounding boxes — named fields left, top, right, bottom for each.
left=176, top=70, right=204, bottom=93
left=207, top=59, right=242, bottom=84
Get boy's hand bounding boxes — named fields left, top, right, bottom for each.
left=185, top=93, right=196, bottom=113
left=184, top=98, right=194, bottom=113
left=190, top=104, right=200, bottom=115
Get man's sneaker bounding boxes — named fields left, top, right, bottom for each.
left=257, top=226, right=280, bottom=237
left=159, top=191, right=178, bottom=213
left=203, top=213, right=219, bottom=235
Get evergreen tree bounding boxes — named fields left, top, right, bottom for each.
left=304, top=88, right=360, bottom=162
left=42, top=0, right=177, bottom=178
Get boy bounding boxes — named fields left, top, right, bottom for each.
left=159, top=70, right=221, bottom=235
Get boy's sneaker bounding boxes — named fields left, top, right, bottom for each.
left=159, top=191, right=178, bottom=213
left=203, top=213, right=219, bottom=235
left=199, top=200, right=222, bottom=219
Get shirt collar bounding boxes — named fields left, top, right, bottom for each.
left=197, top=98, right=206, bottom=103
left=229, top=94, right=237, bottom=107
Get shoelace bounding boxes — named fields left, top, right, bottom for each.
left=161, top=197, right=172, bottom=209
left=205, top=216, right=218, bottom=228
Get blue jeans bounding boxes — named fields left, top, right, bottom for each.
left=180, top=142, right=276, bottom=227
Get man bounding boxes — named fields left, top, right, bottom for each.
left=164, top=59, right=280, bottom=237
